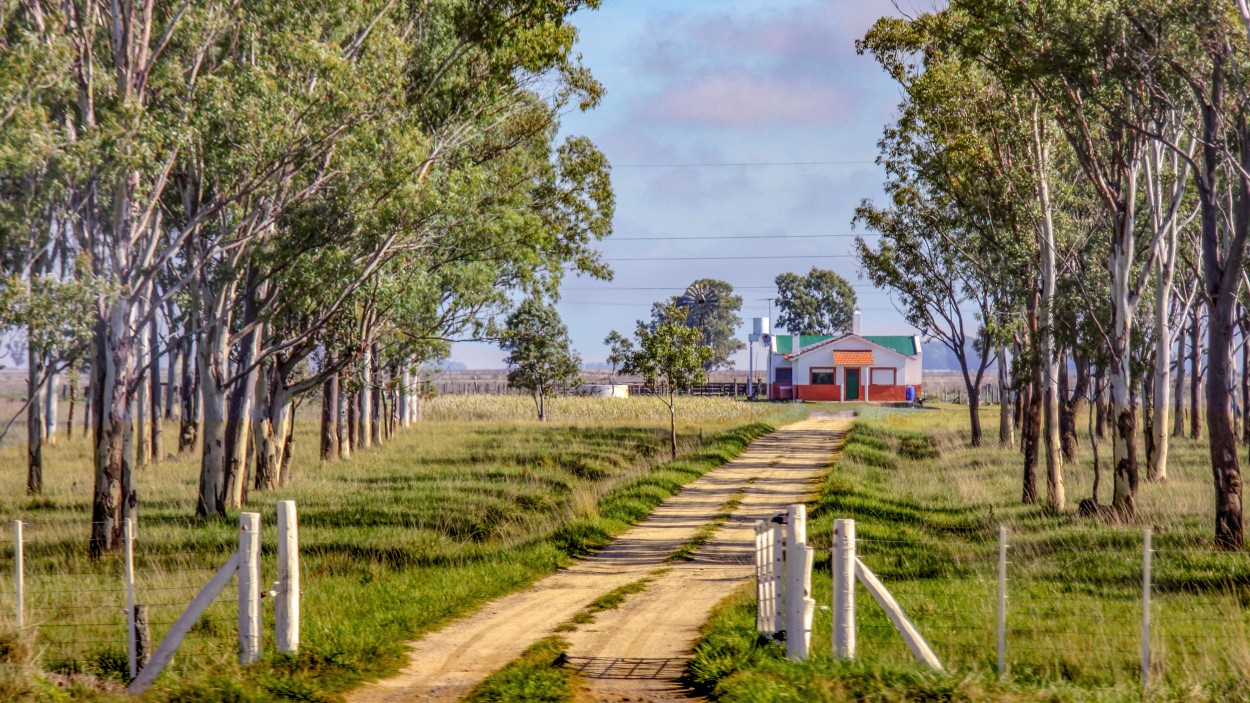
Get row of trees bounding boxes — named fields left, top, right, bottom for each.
left=855, top=0, right=1250, bottom=547
left=0, top=0, right=614, bottom=555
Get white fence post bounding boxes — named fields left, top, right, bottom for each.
left=785, top=504, right=813, bottom=660
left=997, top=525, right=1008, bottom=678
left=238, top=512, right=261, bottom=665
left=125, top=517, right=137, bottom=679
left=832, top=518, right=856, bottom=659
left=276, top=500, right=300, bottom=653
left=13, top=520, right=22, bottom=630
left=1142, top=528, right=1152, bottom=692
left=772, top=517, right=784, bottom=635
left=754, top=521, right=768, bottom=633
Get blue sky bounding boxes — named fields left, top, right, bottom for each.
left=451, top=0, right=920, bottom=368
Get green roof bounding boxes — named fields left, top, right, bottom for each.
left=776, top=333, right=917, bottom=357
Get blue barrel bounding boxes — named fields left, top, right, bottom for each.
left=905, top=386, right=916, bottom=402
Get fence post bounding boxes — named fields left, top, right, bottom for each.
left=785, top=504, right=813, bottom=660
left=997, top=525, right=1007, bottom=678
left=238, top=512, right=261, bottom=665
left=13, top=520, right=22, bottom=630
left=832, top=518, right=856, bottom=659
left=276, top=500, right=300, bottom=653
left=754, top=521, right=767, bottom=633
left=125, top=517, right=137, bottom=679
left=772, top=516, right=785, bottom=635
left=1142, top=528, right=1152, bottom=692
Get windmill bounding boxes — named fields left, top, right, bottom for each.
left=679, top=282, right=718, bottom=349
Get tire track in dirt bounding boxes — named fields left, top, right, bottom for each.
left=346, top=415, right=850, bottom=703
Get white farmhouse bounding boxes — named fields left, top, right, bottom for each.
left=768, top=311, right=922, bottom=402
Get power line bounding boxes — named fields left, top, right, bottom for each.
left=610, top=233, right=877, bottom=241
left=613, top=160, right=877, bottom=168
left=560, top=286, right=891, bottom=292
left=604, top=254, right=856, bottom=261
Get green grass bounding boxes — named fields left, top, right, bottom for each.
left=558, top=573, right=660, bottom=630
left=687, top=404, right=1250, bottom=703
left=0, top=396, right=806, bottom=701
left=462, top=636, right=581, bottom=703
left=668, top=490, right=747, bottom=563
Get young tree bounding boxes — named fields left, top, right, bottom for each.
left=501, top=298, right=581, bottom=421
left=649, top=279, right=744, bottom=371
left=773, top=268, right=858, bottom=335
left=616, top=303, right=714, bottom=459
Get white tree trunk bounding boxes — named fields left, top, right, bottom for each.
left=998, top=346, right=1014, bottom=448
left=1032, top=108, right=1063, bottom=510
left=196, top=321, right=229, bottom=517
left=44, top=364, right=58, bottom=445
left=359, top=346, right=372, bottom=450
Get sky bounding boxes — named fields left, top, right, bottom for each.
left=449, top=0, right=922, bottom=369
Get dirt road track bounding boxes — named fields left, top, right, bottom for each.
left=346, top=415, right=851, bottom=703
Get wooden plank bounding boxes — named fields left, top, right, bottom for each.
left=855, top=558, right=943, bottom=670
left=127, top=553, right=239, bottom=695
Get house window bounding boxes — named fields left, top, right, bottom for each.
left=870, top=368, right=896, bottom=386
left=811, top=369, right=836, bottom=385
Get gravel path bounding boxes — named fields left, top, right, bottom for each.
left=346, top=415, right=851, bottom=703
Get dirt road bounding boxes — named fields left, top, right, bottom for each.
left=347, top=415, right=851, bottom=703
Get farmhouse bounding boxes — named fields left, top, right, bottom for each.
left=768, top=311, right=922, bottom=401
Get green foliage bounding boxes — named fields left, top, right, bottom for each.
left=501, top=298, right=581, bottom=420
left=618, top=302, right=714, bottom=396
left=649, top=279, right=746, bottom=371
left=773, top=268, right=857, bottom=335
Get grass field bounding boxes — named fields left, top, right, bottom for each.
left=0, top=395, right=803, bottom=702
left=687, top=403, right=1250, bottom=702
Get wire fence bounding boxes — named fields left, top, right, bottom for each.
left=0, top=517, right=246, bottom=680
left=789, top=528, right=1250, bottom=689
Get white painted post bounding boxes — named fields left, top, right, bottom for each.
left=785, top=504, right=813, bottom=660
left=855, top=559, right=944, bottom=670
left=238, top=512, right=261, bottom=664
left=997, top=525, right=1007, bottom=678
left=13, top=521, right=22, bottom=630
left=772, top=517, right=784, bottom=634
left=832, top=518, right=856, bottom=659
left=276, top=501, right=300, bottom=653
left=1142, top=528, right=1152, bottom=692
left=754, top=521, right=767, bottom=633
left=125, top=518, right=137, bottom=679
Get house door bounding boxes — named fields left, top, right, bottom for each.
left=845, top=369, right=860, bottom=401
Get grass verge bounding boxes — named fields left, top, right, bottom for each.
left=463, top=636, right=581, bottom=703
left=686, top=405, right=1250, bottom=703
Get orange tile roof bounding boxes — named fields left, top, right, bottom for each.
left=833, top=350, right=874, bottom=366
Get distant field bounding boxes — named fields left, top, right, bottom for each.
left=687, top=404, right=1250, bottom=703
left=0, top=395, right=804, bottom=701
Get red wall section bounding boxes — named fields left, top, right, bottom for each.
left=794, top=384, right=841, bottom=401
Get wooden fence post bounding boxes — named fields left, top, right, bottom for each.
left=276, top=501, right=300, bottom=653
left=238, top=512, right=261, bottom=664
left=785, top=504, right=814, bottom=660
left=832, top=518, right=856, bottom=659
left=772, top=516, right=784, bottom=634
left=125, top=517, right=137, bottom=678
left=13, top=520, right=22, bottom=630
left=1142, top=528, right=1152, bottom=692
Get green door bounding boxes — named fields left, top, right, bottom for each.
left=845, top=369, right=860, bottom=401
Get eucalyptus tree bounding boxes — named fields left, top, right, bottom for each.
left=502, top=298, right=581, bottom=421
left=648, top=279, right=744, bottom=371
left=773, top=268, right=857, bottom=335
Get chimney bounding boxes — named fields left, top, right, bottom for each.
left=852, top=310, right=862, bottom=336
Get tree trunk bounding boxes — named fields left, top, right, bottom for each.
left=669, top=392, right=678, bottom=460
left=27, top=343, right=44, bottom=495
left=1021, top=381, right=1039, bottom=504
left=321, top=356, right=339, bottom=460
left=1033, top=112, right=1063, bottom=511
left=968, top=385, right=983, bottom=447
left=164, top=330, right=177, bottom=421
left=149, top=315, right=163, bottom=461
left=1059, top=353, right=1087, bottom=462
left=1174, top=325, right=1186, bottom=439
left=348, top=390, right=359, bottom=454
left=44, top=363, right=57, bottom=445
left=66, top=367, right=78, bottom=441
left=222, top=273, right=265, bottom=508
left=90, top=298, right=136, bottom=556
left=279, top=402, right=296, bottom=487
left=134, top=318, right=149, bottom=470
left=178, top=330, right=197, bottom=453
left=196, top=319, right=229, bottom=518
left=359, top=347, right=373, bottom=450
left=1241, top=317, right=1250, bottom=446
left=1210, top=296, right=1243, bottom=549
left=340, top=381, right=353, bottom=460
left=1142, top=374, right=1156, bottom=476
left=253, top=366, right=279, bottom=491
left=998, top=346, right=1014, bottom=448
left=1191, top=307, right=1203, bottom=440
left=370, top=342, right=382, bottom=446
